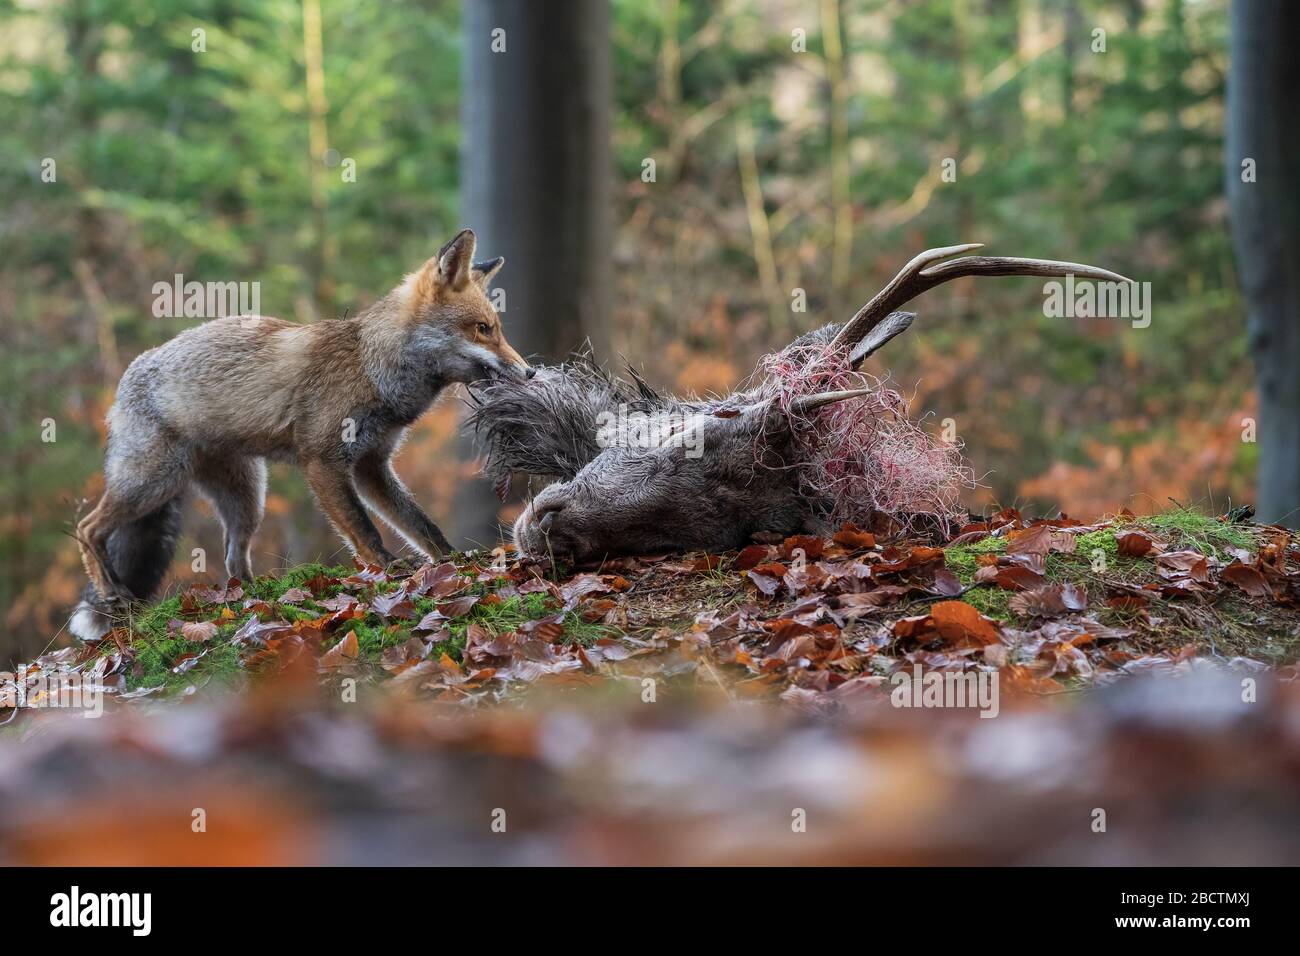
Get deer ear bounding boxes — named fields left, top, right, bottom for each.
left=850, top=311, right=915, bottom=367
left=435, top=228, right=477, bottom=289
left=472, top=256, right=505, bottom=288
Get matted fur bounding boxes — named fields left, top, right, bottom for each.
left=467, top=353, right=679, bottom=491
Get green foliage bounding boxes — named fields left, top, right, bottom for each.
left=127, top=595, right=241, bottom=690
left=1132, top=506, right=1259, bottom=558
left=944, top=535, right=1006, bottom=577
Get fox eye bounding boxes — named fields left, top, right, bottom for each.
left=476, top=322, right=492, bottom=336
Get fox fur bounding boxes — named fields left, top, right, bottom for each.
left=70, top=228, right=529, bottom=641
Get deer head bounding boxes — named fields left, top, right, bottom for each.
left=469, top=245, right=1129, bottom=563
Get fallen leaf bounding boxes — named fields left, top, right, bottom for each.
left=319, top=632, right=360, bottom=670
left=181, top=621, right=219, bottom=642
left=930, top=601, right=1002, bottom=646
left=1222, top=563, right=1271, bottom=598
left=1117, top=531, right=1156, bottom=557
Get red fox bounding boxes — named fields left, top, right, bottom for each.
left=70, top=228, right=530, bottom=641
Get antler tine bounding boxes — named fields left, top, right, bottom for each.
left=920, top=255, right=1131, bottom=285
left=828, top=243, right=982, bottom=355
left=789, top=387, right=875, bottom=415
left=828, top=245, right=1134, bottom=361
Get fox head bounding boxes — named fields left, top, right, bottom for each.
left=402, top=228, right=532, bottom=384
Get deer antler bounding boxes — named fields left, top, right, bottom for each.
left=829, top=244, right=1132, bottom=364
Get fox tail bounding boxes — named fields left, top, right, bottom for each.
left=69, top=496, right=183, bottom=641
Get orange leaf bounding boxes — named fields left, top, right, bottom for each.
left=930, top=600, right=1001, bottom=646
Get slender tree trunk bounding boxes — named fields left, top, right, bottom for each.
left=302, top=0, right=335, bottom=317
left=820, top=0, right=851, bottom=318
left=454, top=0, right=612, bottom=548
left=1227, top=1, right=1300, bottom=527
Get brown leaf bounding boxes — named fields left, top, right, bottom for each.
left=319, top=632, right=360, bottom=670
left=1117, top=530, right=1156, bottom=557
left=371, top=590, right=417, bottom=620
left=734, top=544, right=775, bottom=571
left=1007, top=525, right=1076, bottom=556
left=589, top=638, right=632, bottom=662
left=560, top=572, right=608, bottom=601
left=320, top=605, right=366, bottom=631
left=405, top=562, right=463, bottom=599
left=413, top=611, right=447, bottom=633
left=1060, top=582, right=1089, bottom=611
left=990, top=565, right=1047, bottom=590
left=381, top=637, right=431, bottom=674
left=1009, top=583, right=1087, bottom=619
left=171, top=648, right=209, bottom=674
left=690, top=554, right=725, bottom=573
left=832, top=524, right=876, bottom=550
left=1156, top=550, right=1211, bottom=582
left=301, top=572, right=341, bottom=596
left=929, top=567, right=965, bottom=596
left=1001, top=552, right=1046, bottom=574
left=578, top=598, right=617, bottom=622
left=930, top=601, right=1001, bottom=646
left=184, top=579, right=245, bottom=606
left=1222, top=563, right=1271, bottom=598
left=519, top=613, right=566, bottom=642
left=229, top=617, right=294, bottom=647
left=437, top=594, right=481, bottom=619
left=781, top=535, right=826, bottom=560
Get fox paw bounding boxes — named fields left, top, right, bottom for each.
left=385, top=556, right=421, bottom=578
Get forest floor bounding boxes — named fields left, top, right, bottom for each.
left=22, top=505, right=1300, bottom=702
left=4, top=506, right=1300, bottom=864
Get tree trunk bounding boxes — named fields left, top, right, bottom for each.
left=453, top=0, right=612, bottom=548
left=1227, top=1, right=1300, bottom=527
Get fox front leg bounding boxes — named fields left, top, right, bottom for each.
left=353, top=452, right=454, bottom=559
left=301, top=458, right=397, bottom=568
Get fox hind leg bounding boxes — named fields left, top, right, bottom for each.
left=195, top=454, right=266, bottom=583
left=77, top=428, right=190, bottom=601
left=71, top=496, right=184, bottom=641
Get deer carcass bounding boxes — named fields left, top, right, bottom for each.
left=469, top=244, right=1127, bottom=562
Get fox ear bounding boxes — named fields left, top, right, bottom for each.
left=472, top=257, right=505, bottom=288
left=435, top=228, right=476, bottom=289
left=412, top=229, right=476, bottom=302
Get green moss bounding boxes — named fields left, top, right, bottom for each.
left=1134, top=507, right=1258, bottom=558
left=243, top=562, right=352, bottom=602
left=127, top=617, right=242, bottom=690
left=130, top=594, right=184, bottom=643
left=338, top=618, right=409, bottom=657
left=1075, top=528, right=1118, bottom=556
left=125, top=594, right=238, bottom=690
left=958, top=585, right=1016, bottom=623
left=944, top=535, right=1006, bottom=577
